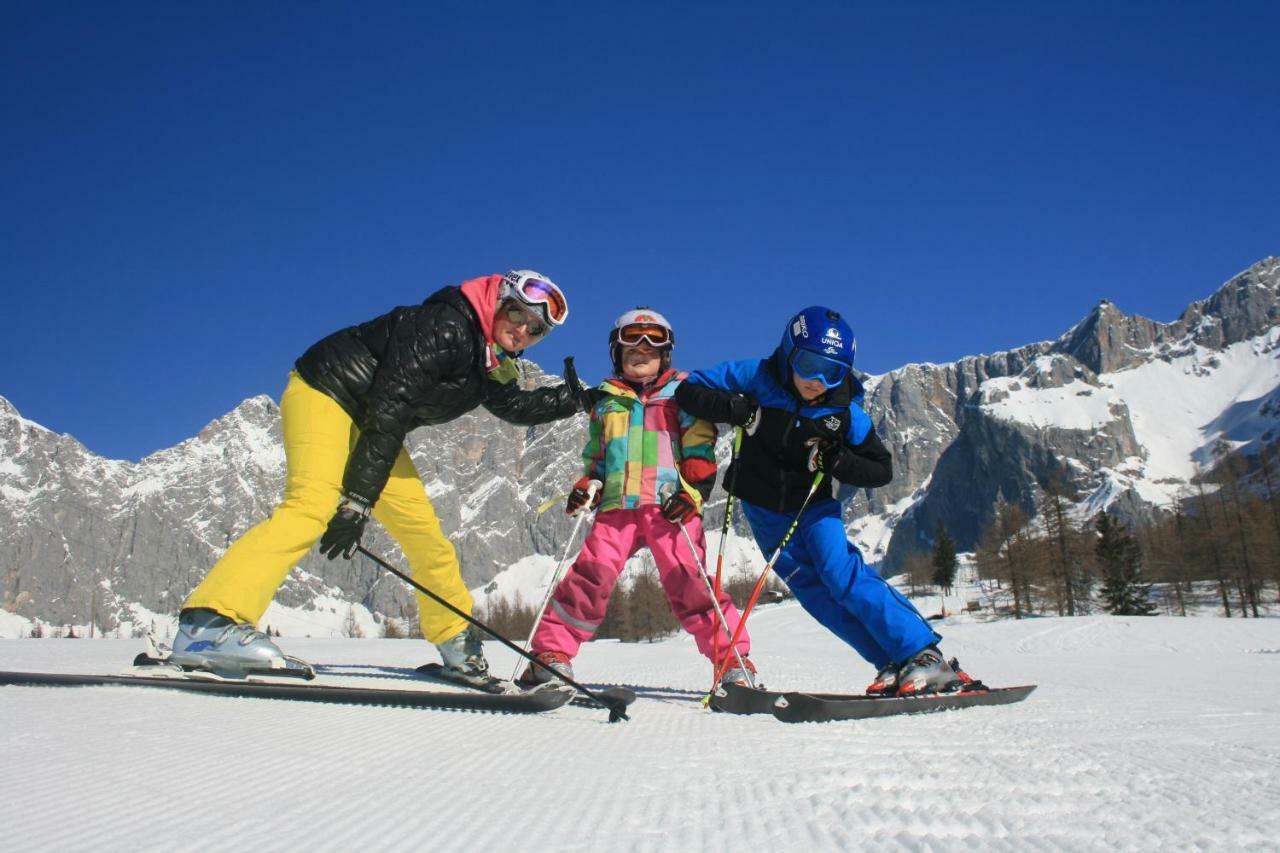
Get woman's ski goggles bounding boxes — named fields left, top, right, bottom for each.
left=511, top=277, right=569, bottom=326
left=504, top=303, right=550, bottom=339
left=616, top=322, right=672, bottom=348
left=790, top=349, right=850, bottom=388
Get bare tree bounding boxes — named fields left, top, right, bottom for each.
left=343, top=606, right=364, bottom=639
left=975, top=496, right=1034, bottom=619
left=1037, top=468, right=1083, bottom=616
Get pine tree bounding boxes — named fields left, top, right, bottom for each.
left=1095, top=513, right=1155, bottom=616
left=931, top=521, right=958, bottom=595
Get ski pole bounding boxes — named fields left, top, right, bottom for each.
left=710, top=426, right=743, bottom=683
left=673, top=519, right=757, bottom=690
left=709, top=471, right=825, bottom=691
left=354, top=545, right=629, bottom=722
left=511, top=479, right=601, bottom=681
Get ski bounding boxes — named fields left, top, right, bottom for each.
left=0, top=668, right=574, bottom=714
left=415, top=662, right=637, bottom=711
left=772, top=685, right=1037, bottom=723
left=709, top=683, right=786, bottom=715
left=709, top=683, right=866, bottom=715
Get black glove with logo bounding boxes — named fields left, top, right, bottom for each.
left=319, top=498, right=370, bottom=559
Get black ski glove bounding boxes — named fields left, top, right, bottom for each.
left=564, top=356, right=606, bottom=414
left=319, top=498, right=370, bottom=559
left=806, top=439, right=849, bottom=474
left=578, top=387, right=608, bottom=412
left=727, top=393, right=760, bottom=433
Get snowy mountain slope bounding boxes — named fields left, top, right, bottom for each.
left=1, top=609, right=1277, bottom=852
left=979, top=328, right=1280, bottom=508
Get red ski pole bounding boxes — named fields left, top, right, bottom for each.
left=708, top=471, right=824, bottom=692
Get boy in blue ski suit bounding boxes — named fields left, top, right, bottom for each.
left=675, top=306, right=976, bottom=696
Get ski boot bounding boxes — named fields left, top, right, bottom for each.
left=718, top=656, right=761, bottom=689
left=517, top=650, right=574, bottom=687
left=865, top=662, right=899, bottom=697
left=894, top=645, right=963, bottom=696
left=166, top=608, right=314, bottom=679
left=429, top=626, right=509, bottom=692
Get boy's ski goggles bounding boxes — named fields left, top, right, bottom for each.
left=790, top=349, right=850, bottom=388
left=510, top=277, right=569, bottom=326
left=616, top=322, right=672, bottom=348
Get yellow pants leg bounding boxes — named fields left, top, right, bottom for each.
left=373, top=452, right=472, bottom=644
left=184, top=372, right=350, bottom=624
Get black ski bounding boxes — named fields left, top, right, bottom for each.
left=709, top=683, right=785, bottom=715
left=0, top=669, right=573, bottom=714
left=772, top=685, right=1037, bottom=723
left=415, top=662, right=637, bottom=711
left=709, top=683, right=867, bottom=715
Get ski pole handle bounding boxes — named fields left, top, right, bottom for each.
left=578, top=479, right=601, bottom=515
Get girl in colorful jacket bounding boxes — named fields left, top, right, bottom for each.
left=675, top=306, right=978, bottom=697
left=521, top=309, right=755, bottom=687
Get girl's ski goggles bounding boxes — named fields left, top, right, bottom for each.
left=504, top=303, right=550, bottom=339
left=790, top=349, right=850, bottom=388
left=616, top=322, right=672, bottom=348
left=511, top=276, right=569, bottom=326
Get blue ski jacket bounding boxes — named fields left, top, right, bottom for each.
left=676, top=351, right=892, bottom=512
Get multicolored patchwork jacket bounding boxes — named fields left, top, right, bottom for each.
left=582, top=369, right=718, bottom=513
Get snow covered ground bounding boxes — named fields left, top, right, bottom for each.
left=2, top=606, right=1278, bottom=852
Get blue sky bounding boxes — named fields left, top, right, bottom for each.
left=3, top=2, right=1277, bottom=461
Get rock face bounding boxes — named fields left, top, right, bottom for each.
left=865, top=257, right=1280, bottom=568
left=0, top=365, right=592, bottom=633
left=3, top=258, right=1278, bottom=629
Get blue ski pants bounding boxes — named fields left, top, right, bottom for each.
left=741, top=498, right=938, bottom=668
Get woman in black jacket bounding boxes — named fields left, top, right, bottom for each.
left=169, top=270, right=584, bottom=685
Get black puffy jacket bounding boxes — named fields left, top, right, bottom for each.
left=295, top=286, right=580, bottom=506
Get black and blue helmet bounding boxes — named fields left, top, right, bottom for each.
left=779, top=306, right=856, bottom=389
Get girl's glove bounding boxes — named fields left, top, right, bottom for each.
left=660, top=490, right=700, bottom=525
left=566, top=477, right=603, bottom=515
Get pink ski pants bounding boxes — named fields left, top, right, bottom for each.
left=531, top=505, right=750, bottom=663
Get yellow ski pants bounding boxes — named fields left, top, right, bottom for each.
left=183, top=371, right=471, bottom=644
